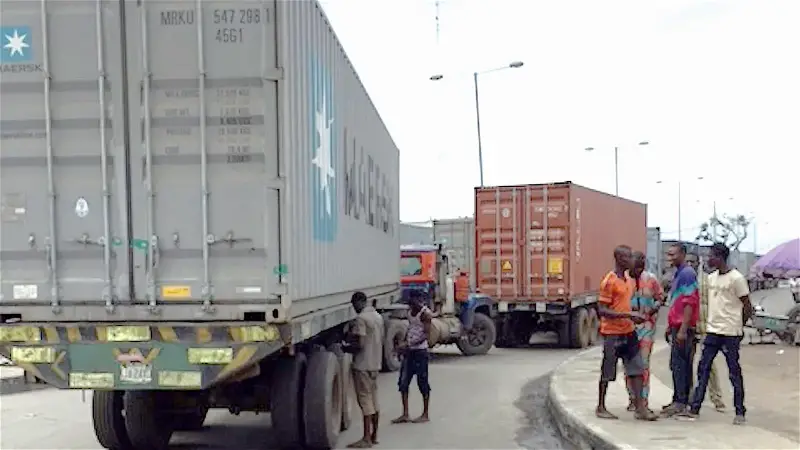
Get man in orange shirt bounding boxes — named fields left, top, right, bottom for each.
left=596, top=245, right=658, bottom=421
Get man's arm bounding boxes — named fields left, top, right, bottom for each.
left=678, top=271, right=699, bottom=337
left=733, top=275, right=754, bottom=324
left=343, top=317, right=366, bottom=353
left=407, top=310, right=433, bottom=347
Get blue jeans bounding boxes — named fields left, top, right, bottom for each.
left=690, top=333, right=746, bottom=416
left=669, top=327, right=696, bottom=405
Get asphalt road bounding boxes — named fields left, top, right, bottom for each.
left=0, top=338, right=576, bottom=450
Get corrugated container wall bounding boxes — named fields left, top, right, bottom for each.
left=474, top=183, right=647, bottom=302
left=646, top=227, right=662, bottom=277
left=433, top=218, right=476, bottom=289
left=278, top=0, right=400, bottom=308
left=400, top=223, right=434, bottom=246
left=0, top=0, right=400, bottom=322
left=0, top=1, right=130, bottom=306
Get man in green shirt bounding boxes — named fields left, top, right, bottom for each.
left=687, top=253, right=726, bottom=412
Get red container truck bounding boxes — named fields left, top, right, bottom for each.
left=474, top=182, right=647, bottom=348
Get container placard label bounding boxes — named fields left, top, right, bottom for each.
left=501, top=260, right=513, bottom=272
left=547, top=257, right=563, bottom=274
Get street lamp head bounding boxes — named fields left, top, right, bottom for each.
left=638, top=141, right=649, bottom=146
left=585, top=147, right=594, bottom=152
left=509, top=61, right=524, bottom=69
left=655, top=180, right=664, bottom=184
left=429, top=74, right=444, bottom=81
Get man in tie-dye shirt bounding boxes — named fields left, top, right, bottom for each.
left=661, top=243, right=700, bottom=417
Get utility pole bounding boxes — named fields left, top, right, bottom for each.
left=712, top=201, right=717, bottom=242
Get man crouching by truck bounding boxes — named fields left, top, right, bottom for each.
left=344, top=291, right=385, bottom=448
left=596, top=245, right=658, bottom=421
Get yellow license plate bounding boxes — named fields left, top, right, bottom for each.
left=11, top=346, right=55, bottom=363
left=107, top=326, right=151, bottom=342
left=161, top=285, right=191, bottom=299
left=0, top=326, right=41, bottom=342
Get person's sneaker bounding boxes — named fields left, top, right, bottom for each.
left=733, top=415, right=746, bottom=425
left=675, top=410, right=698, bottom=421
left=660, top=404, right=685, bottom=418
left=713, top=402, right=726, bottom=413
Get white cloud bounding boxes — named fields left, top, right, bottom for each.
left=321, top=0, right=800, bottom=253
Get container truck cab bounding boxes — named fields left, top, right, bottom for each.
left=396, top=244, right=497, bottom=356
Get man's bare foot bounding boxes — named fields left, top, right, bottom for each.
left=347, top=439, right=372, bottom=448
left=412, top=415, right=430, bottom=423
left=390, top=415, right=410, bottom=424
left=595, top=408, right=619, bottom=420
left=371, top=437, right=379, bottom=445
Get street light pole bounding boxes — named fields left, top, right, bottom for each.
left=614, top=146, right=619, bottom=196
left=585, top=141, right=648, bottom=196
left=473, top=71, right=485, bottom=187
left=678, top=181, right=682, bottom=241
left=429, top=61, right=524, bottom=188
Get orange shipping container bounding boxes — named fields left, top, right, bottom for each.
left=475, top=182, right=647, bottom=303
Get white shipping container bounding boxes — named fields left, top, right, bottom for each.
left=646, top=227, right=662, bottom=277
left=0, top=0, right=400, bottom=323
left=433, top=217, right=476, bottom=289
left=399, top=223, right=434, bottom=246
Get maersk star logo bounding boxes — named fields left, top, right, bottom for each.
left=0, top=26, right=32, bottom=63
left=310, top=60, right=338, bottom=242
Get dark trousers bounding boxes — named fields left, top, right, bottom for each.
left=398, top=349, right=431, bottom=396
left=690, top=333, right=746, bottom=416
left=669, top=327, right=696, bottom=405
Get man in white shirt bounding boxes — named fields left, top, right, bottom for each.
left=682, top=243, right=754, bottom=425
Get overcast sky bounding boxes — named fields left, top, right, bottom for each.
left=320, top=0, right=799, bottom=254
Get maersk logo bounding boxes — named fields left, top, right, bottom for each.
left=1, top=26, right=32, bottom=63
left=310, top=59, right=338, bottom=242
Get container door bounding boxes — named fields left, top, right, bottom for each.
left=475, top=187, right=522, bottom=300
left=124, top=1, right=282, bottom=311
left=524, top=185, right=570, bottom=299
left=0, top=0, right=130, bottom=311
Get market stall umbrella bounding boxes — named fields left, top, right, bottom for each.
left=750, top=238, right=800, bottom=279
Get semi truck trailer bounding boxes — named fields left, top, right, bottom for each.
left=474, top=182, right=648, bottom=349
left=0, top=1, right=404, bottom=449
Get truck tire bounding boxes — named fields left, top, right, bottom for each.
left=456, top=313, right=496, bottom=356
left=124, top=391, right=173, bottom=450
left=303, top=351, right=342, bottom=449
left=173, top=406, right=208, bottom=431
left=587, top=307, right=600, bottom=346
left=329, top=344, right=353, bottom=431
left=382, top=319, right=407, bottom=372
left=92, top=390, right=131, bottom=450
left=568, top=307, right=591, bottom=349
left=271, top=353, right=307, bottom=448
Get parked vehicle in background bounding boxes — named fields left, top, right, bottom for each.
left=397, top=244, right=497, bottom=360
left=433, top=217, right=477, bottom=289
left=0, top=1, right=402, bottom=449
left=474, top=182, right=647, bottom=349
left=646, top=227, right=662, bottom=277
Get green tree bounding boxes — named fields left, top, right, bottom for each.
left=695, top=213, right=751, bottom=251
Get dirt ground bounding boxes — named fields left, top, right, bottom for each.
left=651, top=340, right=800, bottom=443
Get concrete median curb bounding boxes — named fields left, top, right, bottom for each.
left=548, top=347, right=624, bottom=450
left=548, top=343, right=799, bottom=450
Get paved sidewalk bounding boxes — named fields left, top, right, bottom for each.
left=650, top=339, right=800, bottom=443
left=549, top=343, right=799, bottom=450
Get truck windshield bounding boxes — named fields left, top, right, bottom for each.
left=401, top=256, right=423, bottom=276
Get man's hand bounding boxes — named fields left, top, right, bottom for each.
left=629, top=311, right=647, bottom=324
left=676, top=327, right=688, bottom=345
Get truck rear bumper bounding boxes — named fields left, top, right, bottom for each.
left=0, top=322, right=288, bottom=391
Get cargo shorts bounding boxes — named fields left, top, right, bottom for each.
left=352, top=370, right=379, bottom=416
left=600, top=332, right=645, bottom=382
